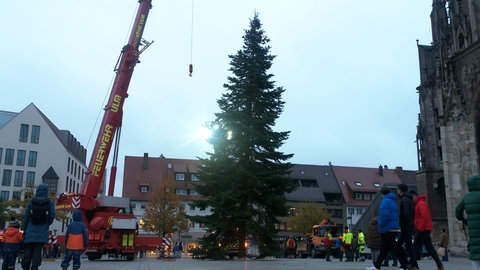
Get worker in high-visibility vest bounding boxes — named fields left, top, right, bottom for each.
left=342, top=226, right=354, bottom=261
left=357, top=229, right=366, bottom=261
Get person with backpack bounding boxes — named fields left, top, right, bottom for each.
left=61, top=209, right=87, bottom=270
left=22, top=183, right=55, bottom=270
left=3, top=217, right=23, bottom=270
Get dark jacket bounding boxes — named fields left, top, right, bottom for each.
left=367, top=218, right=381, bottom=250
left=65, top=209, right=88, bottom=250
left=22, top=184, right=55, bottom=243
left=378, top=192, right=399, bottom=233
left=456, top=175, right=480, bottom=261
left=398, top=192, right=415, bottom=232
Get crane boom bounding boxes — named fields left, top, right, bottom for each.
left=56, top=0, right=161, bottom=261
left=81, top=0, right=152, bottom=199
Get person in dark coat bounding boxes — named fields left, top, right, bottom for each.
left=21, top=184, right=55, bottom=270
left=456, top=175, right=480, bottom=270
left=367, top=216, right=381, bottom=264
left=396, top=183, right=417, bottom=270
left=61, top=209, right=88, bottom=270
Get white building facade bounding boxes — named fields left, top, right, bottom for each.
left=0, top=103, right=87, bottom=235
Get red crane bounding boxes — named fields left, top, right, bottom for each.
left=56, top=0, right=159, bottom=260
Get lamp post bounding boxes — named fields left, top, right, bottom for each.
left=346, top=216, right=352, bottom=229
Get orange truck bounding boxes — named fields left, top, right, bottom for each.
left=308, top=219, right=342, bottom=258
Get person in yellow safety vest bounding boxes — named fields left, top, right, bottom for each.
left=357, top=229, right=366, bottom=261
left=342, top=226, right=354, bottom=261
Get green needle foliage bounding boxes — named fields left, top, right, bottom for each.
left=192, top=13, right=294, bottom=259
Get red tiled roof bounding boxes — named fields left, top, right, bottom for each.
left=331, top=165, right=403, bottom=206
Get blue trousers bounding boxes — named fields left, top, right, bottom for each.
left=2, top=251, right=18, bottom=270
left=61, top=249, right=82, bottom=270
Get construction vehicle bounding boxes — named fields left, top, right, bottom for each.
left=308, top=219, right=342, bottom=258
left=55, top=0, right=159, bottom=260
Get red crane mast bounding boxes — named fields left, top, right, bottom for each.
left=56, top=0, right=158, bottom=260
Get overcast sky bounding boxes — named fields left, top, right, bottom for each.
left=1, top=1, right=433, bottom=194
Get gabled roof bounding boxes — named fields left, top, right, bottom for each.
left=42, top=166, right=59, bottom=180
left=285, top=164, right=341, bottom=203
left=2, top=103, right=87, bottom=163
left=332, top=165, right=404, bottom=206
left=0, top=110, right=17, bottom=129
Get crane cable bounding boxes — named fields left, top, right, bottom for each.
left=189, top=0, right=194, bottom=77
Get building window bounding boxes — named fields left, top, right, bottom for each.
left=0, top=148, right=3, bottom=164
left=2, top=170, right=12, bottom=186
left=28, top=151, right=37, bottom=167
left=355, top=193, right=363, bottom=200
left=26, top=172, right=35, bottom=188
left=12, top=191, right=21, bottom=200
left=189, top=189, right=201, bottom=196
left=16, top=150, right=26, bottom=166
left=176, top=173, right=185, bottom=181
left=5, top=149, right=14, bottom=165
left=140, top=203, right=146, bottom=209
left=0, top=191, right=9, bottom=201
left=175, top=189, right=187, bottom=195
left=14, top=171, right=23, bottom=187
left=356, top=208, right=364, bottom=215
left=19, top=124, right=29, bottom=142
left=191, top=174, right=200, bottom=182
left=31, top=125, right=40, bottom=143
left=364, top=193, right=371, bottom=200
left=140, top=186, right=149, bottom=193
left=354, top=181, right=362, bottom=187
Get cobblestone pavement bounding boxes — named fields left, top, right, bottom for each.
left=36, top=255, right=470, bottom=270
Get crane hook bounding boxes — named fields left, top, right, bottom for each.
left=189, top=64, right=193, bottom=77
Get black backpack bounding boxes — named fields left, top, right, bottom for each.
left=30, top=198, right=50, bottom=224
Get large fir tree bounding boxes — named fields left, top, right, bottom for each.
left=193, top=13, right=294, bottom=258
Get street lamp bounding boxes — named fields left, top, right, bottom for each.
left=346, top=216, right=352, bottom=229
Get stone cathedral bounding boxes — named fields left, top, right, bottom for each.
left=416, top=0, right=480, bottom=255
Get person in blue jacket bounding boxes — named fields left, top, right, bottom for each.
left=366, top=187, right=409, bottom=270
left=21, top=183, right=55, bottom=270
left=61, top=209, right=88, bottom=270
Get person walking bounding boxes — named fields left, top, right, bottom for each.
left=286, top=236, right=296, bottom=258
left=366, top=187, right=409, bottom=270
left=342, top=226, right=354, bottom=261
left=357, top=229, right=366, bottom=261
left=324, top=228, right=333, bottom=261
left=2, top=217, right=23, bottom=270
left=22, top=183, right=55, bottom=270
left=456, top=175, right=480, bottom=270
left=410, top=190, right=445, bottom=270
left=396, top=183, right=417, bottom=269
left=336, top=235, right=344, bottom=261
left=438, top=228, right=449, bottom=261
left=61, top=209, right=88, bottom=270
left=366, top=216, right=381, bottom=264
